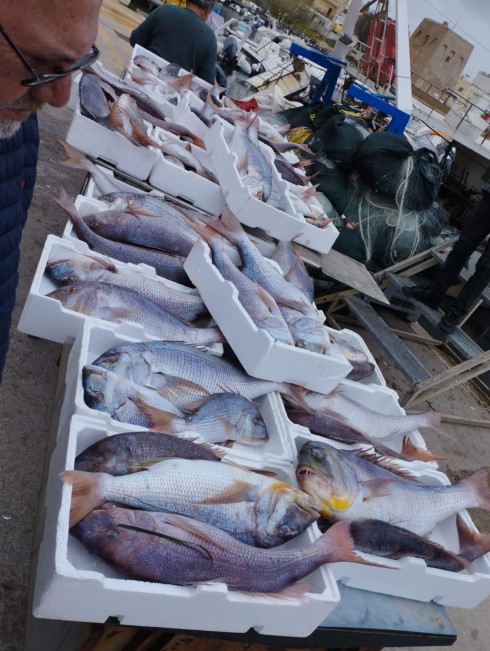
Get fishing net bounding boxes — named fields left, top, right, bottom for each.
left=355, top=132, right=442, bottom=211
left=308, top=114, right=370, bottom=173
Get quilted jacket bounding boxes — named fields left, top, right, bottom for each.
left=0, top=113, right=39, bottom=382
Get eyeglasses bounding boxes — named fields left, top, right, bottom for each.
left=0, top=24, right=99, bottom=87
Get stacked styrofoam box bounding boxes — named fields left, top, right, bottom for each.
left=17, top=232, right=203, bottom=346
left=32, top=323, right=341, bottom=634
left=290, top=429, right=490, bottom=607
left=205, top=121, right=339, bottom=254
left=184, top=238, right=352, bottom=394
left=148, top=127, right=225, bottom=213
left=63, top=322, right=296, bottom=468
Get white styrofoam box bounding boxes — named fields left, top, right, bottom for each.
left=33, top=411, right=340, bottom=635
left=65, top=98, right=159, bottom=181
left=205, top=121, right=339, bottom=254
left=290, top=430, right=490, bottom=608
left=148, top=126, right=225, bottom=213
left=287, top=379, right=437, bottom=471
left=184, top=238, right=352, bottom=394
left=63, top=321, right=296, bottom=468
left=17, top=226, right=205, bottom=346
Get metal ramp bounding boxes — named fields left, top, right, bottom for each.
left=343, top=295, right=431, bottom=386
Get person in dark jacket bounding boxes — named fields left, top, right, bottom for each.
left=0, top=0, right=103, bottom=382
left=404, top=182, right=490, bottom=334
left=130, top=0, right=218, bottom=85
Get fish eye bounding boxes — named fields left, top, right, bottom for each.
left=107, top=528, right=119, bottom=537
left=252, top=416, right=262, bottom=426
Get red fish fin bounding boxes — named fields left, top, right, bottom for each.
left=132, top=397, right=177, bottom=432
left=157, top=376, right=210, bottom=406
left=254, top=282, right=279, bottom=313
left=59, top=140, right=96, bottom=175
left=401, top=435, right=445, bottom=462
left=61, top=470, right=106, bottom=527
left=456, top=513, right=490, bottom=563
left=236, top=148, right=249, bottom=175
left=52, top=188, right=79, bottom=221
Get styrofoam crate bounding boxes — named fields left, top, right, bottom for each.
left=205, top=121, right=339, bottom=254
left=184, top=238, right=352, bottom=394
left=32, top=410, right=340, bottom=635
left=290, top=429, right=490, bottom=608
left=148, top=127, right=225, bottom=213
left=62, top=321, right=296, bottom=468
left=286, top=379, right=437, bottom=471
left=331, top=328, right=386, bottom=387
left=65, top=95, right=159, bottom=181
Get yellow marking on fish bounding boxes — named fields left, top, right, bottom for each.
left=326, top=495, right=352, bottom=512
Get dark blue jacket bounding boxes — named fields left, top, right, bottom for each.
left=0, top=114, right=39, bottom=382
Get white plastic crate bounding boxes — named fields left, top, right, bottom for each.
left=184, top=238, right=352, bottom=394
left=63, top=321, right=297, bottom=468
left=205, top=121, right=339, bottom=254
left=148, top=127, right=225, bottom=213
left=32, top=409, right=340, bottom=635
left=17, top=231, right=200, bottom=345
left=290, top=430, right=490, bottom=608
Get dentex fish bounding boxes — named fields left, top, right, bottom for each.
left=91, top=340, right=300, bottom=409
left=296, top=440, right=490, bottom=537
left=79, top=73, right=111, bottom=126
left=271, top=239, right=315, bottom=303
left=132, top=392, right=269, bottom=446
left=83, top=365, right=184, bottom=427
left=81, top=195, right=197, bottom=257
left=62, top=457, right=322, bottom=547
left=286, top=407, right=439, bottom=463
left=71, top=506, right=382, bottom=595
left=328, top=333, right=375, bottom=382
left=47, top=253, right=207, bottom=322
left=295, top=387, right=448, bottom=439
left=48, top=281, right=224, bottom=346
left=54, top=189, right=190, bottom=285
left=75, top=430, right=222, bottom=476
left=189, top=221, right=294, bottom=347
left=347, top=519, right=473, bottom=573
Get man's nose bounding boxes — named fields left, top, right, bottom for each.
left=28, top=75, right=72, bottom=108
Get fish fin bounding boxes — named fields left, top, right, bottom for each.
left=254, top=282, right=280, bottom=313
left=283, top=254, right=302, bottom=284
left=459, top=468, right=490, bottom=511
left=401, top=436, right=445, bottom=462
left=168, top=72, right=194, bottom=92
left=221, top=458, right=277, bottom=477
left=59, top=141, right=96, bottom=175
left=129, top=456, right=175, bottom=470
left=281, top=386, right=316, bottom=415
left=216, top=415, right=237, bottom=442
left=60, top=470, right=106, bottom=527
left=157, top=375, right=210, bottom=404
left=301, top=185, right=318, bottom=200
left=416, top=410, right=453, bottom=440
left=157, top=512, right=231, bottom=555
left=97, top=306, right=135, bottom=322
left=318, top=520, right=394, bottom=568
left=198, top=479, right=259, bottom=504
left=294, top=158, right=314, bottom=169
left=456, top=513, right=490, bottom=563
left=360, top=478, right=394, bottom=500
left=52, top=187, right=79, bottom=222
left=351, top=448, right=420, bottom=482
left=132, top=397, right=177, bottom=432
left=235, top=148, right=249, bottom=176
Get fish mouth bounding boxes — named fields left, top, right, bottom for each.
left=296, top=464, right=322, bottom=480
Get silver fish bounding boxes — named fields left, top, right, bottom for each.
left=54, top=189, right=189, bottom=284
left=48, top=281, right=224, bottom=345
left=63, top=458, right=321, bottom=547
left=72, top=507, right=377, bottom=594
left=136, top=392, right=269, bottom=445
left=47, top=253, right=207, bottom=322
left=271, top=240, right=314, bottom=303
left=296, top=440, right=490, bottom=536
left=91, top=340, right=295, bottom=409
left=229, top=113, right=272, bottom=202
left=83, top=365, right=184, bottom=426
left=329, top=334, right=375, bottom=382
left=75, top=430, right=222, bottom=475
left=79, top=73, right=111, bottom=125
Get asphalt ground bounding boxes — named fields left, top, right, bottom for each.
left=1, top=2, right=489, bottom=650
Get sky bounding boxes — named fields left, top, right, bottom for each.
left=397, top=0, right=490, bottom=79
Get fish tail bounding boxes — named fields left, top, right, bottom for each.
left=60, top=470, right=106, bottom=527
left=418, top=411, right=452, bottom=439
left=460, top=467, right=490, bottom=512
left=59, top=141, right=96, bottom=174
left=318, top=521, right=392, bottom=567
left=401, top=436, right=445, bottom=462
left=456, top=513, right=490, bottom=563
left=52, top=188, right=80, bottom=223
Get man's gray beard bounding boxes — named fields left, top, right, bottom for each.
left=0, top=120, right=22, bottom=139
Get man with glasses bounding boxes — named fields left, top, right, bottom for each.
left=0, top=0, right=102, bottom=382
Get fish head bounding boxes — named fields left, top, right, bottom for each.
left=296, top=441, right=358, bottom=518
left=98, top=192, right=129, bottom=210
left=82, top=365, right=127, bottom=413
left=92, top=348, right=134, bottom=379
left=71, top=508, right=119, bottom=545
left=253, top=481, right=321, bottom=546
left=222, top=395, right=269, bottom=445
left=47, top=283, right=97, bottom=313
left=47, top=258, right=82, bottom=283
